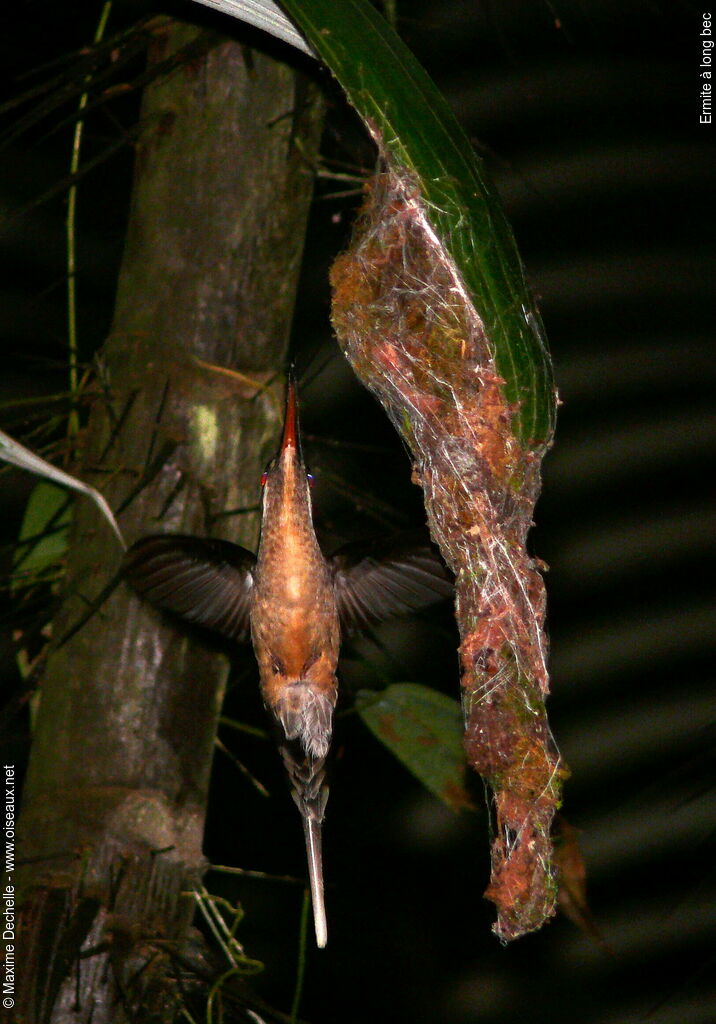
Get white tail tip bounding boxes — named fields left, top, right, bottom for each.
left=304, top=817, right=327, bottom=948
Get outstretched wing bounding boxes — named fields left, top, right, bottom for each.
left=123, top=534, right=255, bottom=641
left=330, top=534, right=453, bottom=634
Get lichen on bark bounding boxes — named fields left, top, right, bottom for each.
left=330, top=163, right=568, bottom=941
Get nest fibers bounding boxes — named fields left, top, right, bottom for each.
left=331, top=164, right=568, bottom=942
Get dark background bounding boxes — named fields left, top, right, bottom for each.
left=1, top=1, right=714, bottom=1022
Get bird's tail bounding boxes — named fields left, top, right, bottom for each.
left=303, top=814, right=327, bottom=949
left=280, top=741, right=330, bottom=948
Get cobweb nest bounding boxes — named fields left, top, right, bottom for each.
left=330, top=161, right=568, bottom=941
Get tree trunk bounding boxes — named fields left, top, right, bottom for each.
left=15, top=19, right=323, bottom=1022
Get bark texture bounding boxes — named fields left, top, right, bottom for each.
left=15, top=20, right=322, bottom=1022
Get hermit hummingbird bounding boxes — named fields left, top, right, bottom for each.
left=123, top=374, right=452, bottom=947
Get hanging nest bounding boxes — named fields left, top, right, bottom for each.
left=331, top=163, right=569, bottom=941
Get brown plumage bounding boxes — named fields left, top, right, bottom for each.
left=123, top=375, right=452, bottom=947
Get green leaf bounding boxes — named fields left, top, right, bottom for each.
left=12, top=481, right=72, bottom=588
left=278, top=0, right=556, bottom=448
left=356, top=683, right=473, bottom=813
left=0, top=427, right=125, bottom=547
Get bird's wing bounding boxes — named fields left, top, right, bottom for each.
left=123, top=534, right=255, bottom=641
left=330, top=534, right=453, bottom=633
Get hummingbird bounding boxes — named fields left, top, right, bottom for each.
left=123, top=374, right=452, bottom=947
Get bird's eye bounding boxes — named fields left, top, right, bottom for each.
left=260, top=471, right=269, bottom=487
left=307, top=472, right=315, bottom=488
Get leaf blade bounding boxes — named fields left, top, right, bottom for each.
left=0, top=428, right=125, bottom=548
left=357, top=683, right=473, bottom=813
left=278, top=0, right=556, bottom=447
left=12, top=481, right=72, bottom=585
